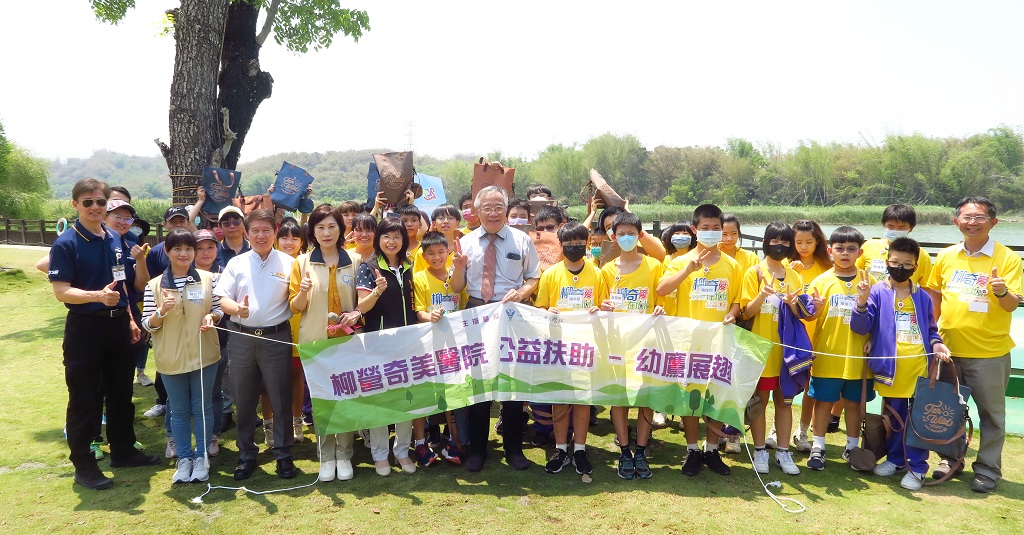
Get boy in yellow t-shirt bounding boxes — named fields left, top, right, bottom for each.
left=535, top=222, right=601, bottom=476
left=412, top=231, right=467, bottom=466
left=804, top=226, right=875, bottom=471
left=857, top=203, right=932, bottom=284
left=398, top=204, right=424, bottom=270
left=657, top=203, right=741, bottom=477
left=739, top=221, right=812, bottom=477
left=596, top=212, right=665, bottom=480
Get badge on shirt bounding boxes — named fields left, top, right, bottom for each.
left=869, top=258, right=887, bottom=277
left=186, top=286, right=204, bottom=302
left=111, top=265, right=126, bottom=281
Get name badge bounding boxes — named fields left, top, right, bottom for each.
left=610, top=294, right=625, bottom=308
left=186, top=286, right=204, bottom=301
left=870, top=259, right=887, bottom=276
left=441, top=300, right=456, bottom=312
left=111, top=265, right=126, bottom=281
left=968, top=300, right=989, bottom=313
left=896, top=312, right=912, bottom=332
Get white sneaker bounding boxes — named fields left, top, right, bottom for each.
left=191, top=457, right=209, bottom=482
left=765, top=427, right=777, bottom=449
left=165, top=437, right=177, bottom=459
left=293, top=417, right=305, bottom=443
left=135, top=371, right=154, bottom=386
left=900, top=471, right=925, bottom=490
left=652, top=412, right=667, bottom=428
left=337, top=459, right=354, bottom=481
left=775, top=450, right=800, bottom=475
left=724, top=435, right=742, bottom=454
left=319, top=460, right=337, bottom=482
left=171, top=457, right=193, bottom=484
left=873, top=460, right=904, bottom=477
left=753, top=449, right=770, bottom=474
left=144, top=404, right=165, bottom=418
left=264, top=420, right=275, bottom=448
left=398, top=457, right=416, bottom=474
left=792, top=431, right=812, bottom=453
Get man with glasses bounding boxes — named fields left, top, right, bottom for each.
left=926, top=196, right=1022, bottom=493
left=48, top=178, right=160, bottom=490
left=215, top=206, right=251, bottom=271
left=459, top=185, right=541, bottom=472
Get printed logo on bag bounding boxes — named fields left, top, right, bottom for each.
left=208, top=181, right=232, bottom=202
left=921, top=401, right=956, bottom=433
left=424, top=187, right=437, bottom=201
left=281, top=174, right=302, bottom=195
left=379, top=166, right=406, bottom=190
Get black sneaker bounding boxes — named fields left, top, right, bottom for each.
left=73, top=465, right=113, bottom=490
left=532, top=432, right=551, bottom=448
left=681, top=448, right=703, bottom=476
left=617, top=452, right=636, bottom=480
left=808, top=447, right=826, bottom=471
left=545, top=449, right=570, bottom=473
left=827, top=415, right=840, bottom=433
left=301, top=412, right=314, bottom=427
left=573, top=449, right=593, bottom=475
left=703, top=449, right=731, bottom=475
left=109, top=451, right=160, bottom=468
left=634, top=450, right=653, bottom=479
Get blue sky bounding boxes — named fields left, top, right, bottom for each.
left=1, top=1, right=1021, bottom=163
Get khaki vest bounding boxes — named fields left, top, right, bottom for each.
left=148, top=270, right=221, bottom=374
left=294, top=248, right=359, bottom=344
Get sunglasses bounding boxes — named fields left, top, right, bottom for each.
left=220, top=218, right=243, bottom=227
left=80, top=198, right=108, bottom=208
left=536, top=224, right=558, bottom=232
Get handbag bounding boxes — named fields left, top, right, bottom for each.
left=270, top=161, right=315, bottom=212
left=373, top=152, right=415, bottom=205
left=905, top=358, right=973, bottom=484
left=472, top=157, right=515, bottom=200
left=586, top=168, right=626, bottom=208
left=200, top=166, right=241, bottom=216
left=848, top=360, right=904, bottom=472
left=232, top=190, right=274, bottom=216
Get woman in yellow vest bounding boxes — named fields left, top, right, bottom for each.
left=288, top=205, right=362, bottom=482
left=142, top=229, right=222, bottom=485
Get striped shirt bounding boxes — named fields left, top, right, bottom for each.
left=142, top=276, right=222, bottom=332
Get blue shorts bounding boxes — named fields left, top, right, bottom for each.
left=808, top=377, right=875, bottom=403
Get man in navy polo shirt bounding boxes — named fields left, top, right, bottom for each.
left=216, top=205, right=251, bottom=271
left=48, top=178, right=160, bottom=490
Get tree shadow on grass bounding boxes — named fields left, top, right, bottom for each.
left=0, top=314, right=64, bottom=343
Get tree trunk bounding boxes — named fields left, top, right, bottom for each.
left=163, top=0, right=230, bottom=206
left=219, top=2, right=274, bottom=172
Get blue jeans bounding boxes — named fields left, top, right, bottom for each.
left=163, top=362, right=218, bottom=459
left=885, top=397, right=929, bottom=474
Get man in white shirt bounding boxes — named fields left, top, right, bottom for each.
left=459, top=185, right=540, bottom=472
left=214, top=209, right=298, bottom=480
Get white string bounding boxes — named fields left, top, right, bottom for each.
left=740, top=430, right=806, bottom=514
left=769, top=341, right=935, bottom=360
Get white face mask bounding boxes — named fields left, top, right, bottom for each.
left=883, top=229, right=909, bottom=241
left=508, top=217, right=528, bottom=226
left=695, top=230, right=722, bottom=247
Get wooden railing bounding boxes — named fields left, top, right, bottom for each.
left=0, top=218, right=165, bottom=247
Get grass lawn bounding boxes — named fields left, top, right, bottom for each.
left=1, top=245, right=1022, bottom=534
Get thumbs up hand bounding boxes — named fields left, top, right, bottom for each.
left=300, top=270, right=313, bottom=293
left=159, top=288, right=177, bottom=313
left=990, top=267, right=1007, bottom=297
left=98, top=280, right=120, bottom=307
left=237, top=294, right=250, bottom=319
left=374, top=269, right=388, bottom=294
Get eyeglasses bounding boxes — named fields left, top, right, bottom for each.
left=109, top=215, right=134, bottom=225
left=380, top=234, right=404, bottom=244
left=958, top=215, right=991, bottom=224
left=220, top=218, right=243, bottom=227
left=887, top=260, right=916, bottom=270
left=536, top=224, right=558, bottom=232
left=478, top=204, right=505, bottom=214
left=80, top=198, right=107, bottom=208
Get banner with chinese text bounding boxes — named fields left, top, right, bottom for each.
left=298, top=303, right=772, bottom=435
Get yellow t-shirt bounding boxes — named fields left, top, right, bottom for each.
left=790, top=258, right=829, bottom=292
left=665, top=251, right=742, bottom=322
left=875, top=296, right=928, bottom=398
left=596, top=255, right=663, bottom=314
left=412, top=248, right=454, bottom=274
left=413, top=269, right=462, bottom=315
left=740, top=261, right=806, bottom=378
left=723, top=246, right=760, bottom=276
left=857, top=238, right=932, bottom=285
left=926, top=242, right=1022, bottom=358
left=808, top=269, right=874, bottom=379
left=535, top=261, right=601, bottom=311
left=659, top=251, right=687, bottom=316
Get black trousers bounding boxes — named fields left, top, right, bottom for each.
left=464, top=298, right=524, bottom=456
left=63, top=312, right=138, bottom=469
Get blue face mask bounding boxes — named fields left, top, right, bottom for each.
left=884, top=229, right=909, bottom=241
left=671, top=234, right=691, bottom=249
left=591, top=246, right=602, bottom=258
left=617, top=234, right=639, bottom=253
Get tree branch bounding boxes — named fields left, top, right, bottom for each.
left=220, top=107, right=237, bottom=164
left=155, top=138, right=171, bottom=160
left=255, top=0, right=281, bottom=46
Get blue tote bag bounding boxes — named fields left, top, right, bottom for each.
left=906, top=359, right=973, bottom=482
left=270, top=161, right=315, bottom=212
left=200, top=166, right=241, bottom=216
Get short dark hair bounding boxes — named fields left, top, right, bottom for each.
left=722, top=213, right=741, bottom=235
left=420, top=230, right=449, bottom=251
left=955, top=196, right=997, bottom=218
left=612, top=212, right=642, bottom=235
left=373, top=216, right=409, bottom=262
left=556, top=221, right=589, bottom=243
left=526, top=184, right=553, bottom=199
left=396, top=203, right=421, bottom=219
left=164, top=228, right=197, bottom=252
left=245, top=209, right=277, bottom=232
left=881, top=203, right=917, bottom=228
left=507, top=198, right=531, bottom=217
left=888, top=237, right=920, bottom=259
left=431, top=203, right=461, bottom=223
left=661, top=222, right=694, bottom=255
left=72, top=178, right=111, bottom=202
left=598, top=206, right=626, bottom=234
left=110, top=186, right=132, bottom=202
left=762, top=221, right=794, bottom=254
left=338, top=200, right=361, bottom=214
left=534, top=205, right=564, bottom=225
left=306, top=204, right=345, bottom=247
left=458, top=192, right=474, bottom=210
left=829, top=225, right=865, bottom=246
left=352, top=212, right=377, bottom=233
left=691, top=203, right=724, bottom=227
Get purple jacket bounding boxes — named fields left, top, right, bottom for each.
left=778, top=293, right=815, bottom=405
left=850, top=281, right=942, bottom=386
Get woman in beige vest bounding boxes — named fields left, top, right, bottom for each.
left=289, top=205, right=362, bottom=482
left=142, top=229, right=222, bottom=485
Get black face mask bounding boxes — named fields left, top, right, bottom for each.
left=887, top=265, right=915, bottom=283
left=562, top=245, right=587, bottom=263
left=764, top=244, right=791, bottom=261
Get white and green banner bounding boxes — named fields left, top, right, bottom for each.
left=298, top=303, right=771, bottom=435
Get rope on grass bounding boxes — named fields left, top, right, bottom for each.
left=740, top=430, right=806, bottom=514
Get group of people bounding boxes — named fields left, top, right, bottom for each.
left=48, top=176, right=1018, bottom=497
